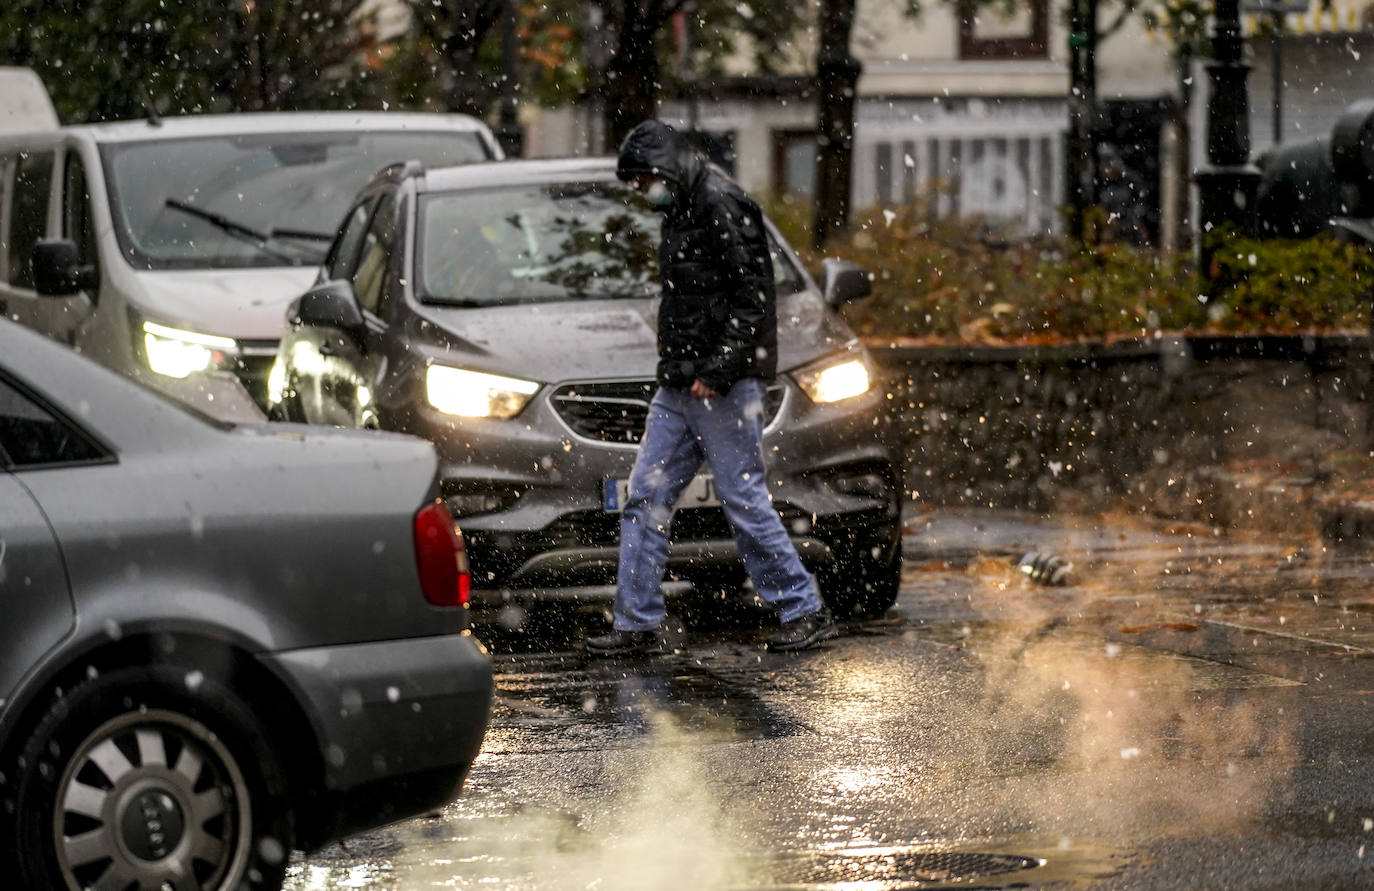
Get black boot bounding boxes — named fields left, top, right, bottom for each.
left=766, top=608, right=839, bottom=651
left=585, top=629, right=661, bottom=657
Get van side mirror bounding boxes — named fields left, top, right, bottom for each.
left=820, top=258, right=872, bottom=306
left=292, top=280, right=366, bottom=340
left=32, top=239, right=97, bottom=297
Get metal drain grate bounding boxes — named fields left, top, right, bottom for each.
left=776, top=849, right=1043, bottom=886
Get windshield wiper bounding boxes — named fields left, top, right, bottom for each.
left=420, top=295, right=495, bottom=308
left=164, top=199, right=329, bottom=260
left=166, top=198, right=271, bottom=241
left=269, top=227, right=333, bottom=242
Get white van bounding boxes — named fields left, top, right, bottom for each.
left=0, top=67, right=59, bottom=132
left=0, top=107, right=502, bottom=420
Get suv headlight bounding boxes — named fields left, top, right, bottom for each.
left=140, top=320, right=239, bottom=379
left=426, top=364, right=540, bottom=418
left=793, top=352, right=872, bottom=404
left=266, top=355, right=288, bottom=406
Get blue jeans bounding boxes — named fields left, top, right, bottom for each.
left=613, top=378, right=823, bottom=631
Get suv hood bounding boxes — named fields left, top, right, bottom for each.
left=132, top=267, right=319, bottom=341
left=417, top=290, right=856, bottom=383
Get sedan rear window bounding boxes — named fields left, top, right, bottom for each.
left=101, top=131, right=490, bottom=271
left=418, top=182, right=806, bottom=306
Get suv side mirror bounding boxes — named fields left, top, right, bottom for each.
left=820, top=258, right=872, bottom=306
left=32, top=239, right=97, bottom=297
left=292, top=279, right=365, bottom=340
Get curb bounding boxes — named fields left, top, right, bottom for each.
left=1137, top=465, right=1374, bottom=547
left=1317, top=500, right=1374, bottom=545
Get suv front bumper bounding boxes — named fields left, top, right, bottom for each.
left=417, top=379, right=902, bottom=604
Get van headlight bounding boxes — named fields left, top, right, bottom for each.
left=793, top=353, right=872, bottom=404
left=140, top=320, right=239, bottom=379
left=426, top=364, right=540, bottom=418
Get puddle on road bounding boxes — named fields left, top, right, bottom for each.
left=905, top=621, right=1302, bottom=691
left=289, top=861, right=391, bottom=889
left=1200, top=600, right=1374, bottom=654
left=289, top=826, right=1130, bottom=891
left=289, top=511, right=1346, bottom=891
left=293, top=713, right=761, bottom=890
left=483, top=654, right=809, bottom=754
left=755, top=837, right=1128, bottom=889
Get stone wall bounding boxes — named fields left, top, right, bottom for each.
left=876, top=335, right=1372, bottom=525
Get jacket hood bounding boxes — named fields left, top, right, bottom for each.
left=615, top=120, right=702, bottom=191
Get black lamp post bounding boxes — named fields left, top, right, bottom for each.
left=1195, top=0, right=1260, bottom=276
left=1066, top=0, right=1098, bottom=242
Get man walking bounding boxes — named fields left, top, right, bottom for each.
left=585, top=120, right=838, bottom=656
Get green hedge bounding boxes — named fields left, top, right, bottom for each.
left=766, top=198, right=1374, bottom=344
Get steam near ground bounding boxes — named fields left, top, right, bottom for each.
left=955, top=550, right=1299, bottom=839
left=390, top=715, right=755, bottom=890
left=294, top=513, right=1323, bottom=889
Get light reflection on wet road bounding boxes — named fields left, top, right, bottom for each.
left=285, top=509, right=1374, bottom=889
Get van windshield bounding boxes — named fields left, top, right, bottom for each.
left=417, top=181, right=807, bottom=306
left=100, top=131, right=490, bottom=270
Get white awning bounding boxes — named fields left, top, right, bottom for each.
left=1244, top=0, right=1371, bottom=34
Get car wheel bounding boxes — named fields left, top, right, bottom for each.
left=823, top=541, right=903, bottom=619
left=277, top=371, right=309, bottom=424
left=10, top=665, right=293, bottom=891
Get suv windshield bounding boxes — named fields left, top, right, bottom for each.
left=101, top=131, right=490, bottom=270
left=418, top=181, right=807, bottom=306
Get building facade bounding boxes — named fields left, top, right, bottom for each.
left=523, top=0, right=1372, bottom=244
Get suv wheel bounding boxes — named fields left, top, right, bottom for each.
left=823, top=541, right=902, bottom=618
left=275, top=371, right=309, bottom=424
left=9, top=665, right=293, bottom=891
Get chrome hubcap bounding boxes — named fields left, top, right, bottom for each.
left=53, top=710, right=252, bottom=891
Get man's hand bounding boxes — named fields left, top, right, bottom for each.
left=690, top=379, right=718, bottom=400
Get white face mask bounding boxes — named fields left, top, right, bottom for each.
left=643, top=179, right=674, bottom=207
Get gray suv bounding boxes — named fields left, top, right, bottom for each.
left=0, top=318, right=493, bottom=891
left=270, top=159, right=902, bottom=617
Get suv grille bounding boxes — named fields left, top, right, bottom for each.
left=551, top=380, right=786, bottom=445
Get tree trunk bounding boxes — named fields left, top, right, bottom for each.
left=444, top=1, right=498, bottom=117
left=603, top=3, right=664, bottom=150
left=812, top=0, right=859, bottom=251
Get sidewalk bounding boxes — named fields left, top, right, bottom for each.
left=1136, top=452, right=1374, bottom=546
left=898, top=438, right=1374, bottom=578
left=876, top=333, right=1374, bottom=548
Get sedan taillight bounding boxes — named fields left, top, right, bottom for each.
left=414, top=500, right=471, bottom=607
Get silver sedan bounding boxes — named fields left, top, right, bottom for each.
left=0, top=318, right=492, bottom=891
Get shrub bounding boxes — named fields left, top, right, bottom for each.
left=1203, top=227, right=1374, bottom=332
left=765, top=197, right=1374, bottom=344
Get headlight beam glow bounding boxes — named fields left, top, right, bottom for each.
left=426, top=365, right=540, bottom=418
left=796, top=357, right=871, bottom=404
left=141, top=321, right=238, bottom=379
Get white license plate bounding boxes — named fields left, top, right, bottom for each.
left=603, top=475, right=720, bottom=512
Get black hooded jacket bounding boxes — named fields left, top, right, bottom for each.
left=616, top=120, right=778, bottom=392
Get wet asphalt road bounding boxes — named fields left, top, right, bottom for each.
left=286, top=509, right=1374, bottom=890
